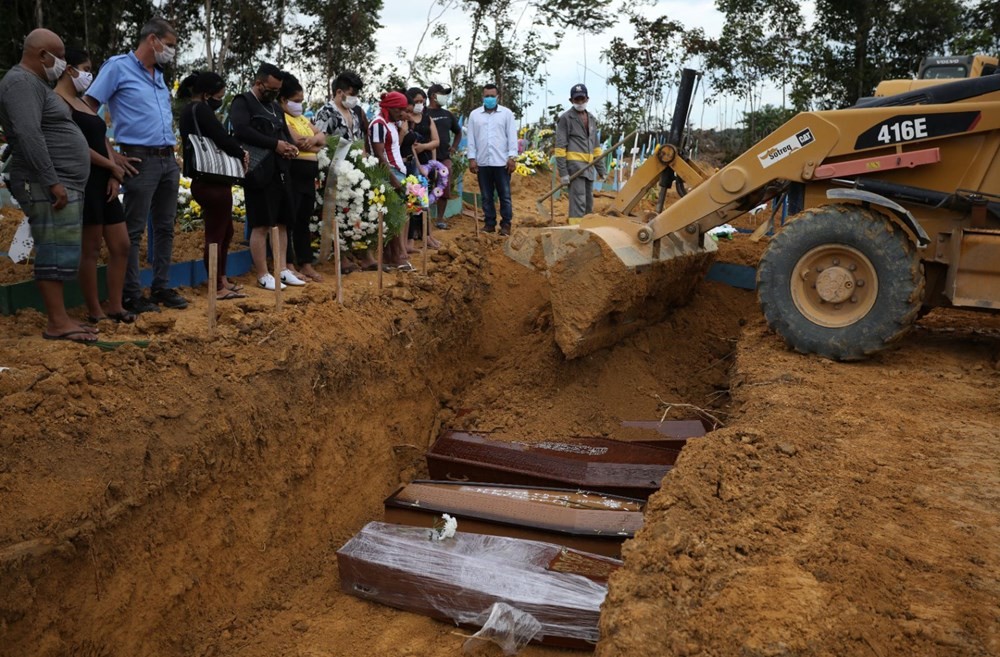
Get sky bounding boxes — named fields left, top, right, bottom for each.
left=374, top=0, right=816, bottom=129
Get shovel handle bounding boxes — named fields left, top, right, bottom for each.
left=534, top=129, right=639, bottom=205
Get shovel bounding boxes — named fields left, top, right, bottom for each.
left=534, top=130, right=639, bottom=217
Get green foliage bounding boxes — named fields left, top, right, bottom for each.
left=1, top=0, right=155, bottom=72
left=801, top=0, right=966, bottom=108
left=738, top=105, right=797, bottom=147
left=290, top=0, right=384, bottom=94
left=601, top=14, right=688, bottom=136
left=693, top=0, right=804, bottom=136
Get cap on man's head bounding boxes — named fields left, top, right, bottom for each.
left=570, top=83, right=588, bottom=98
left=428, top=83, right=453, bottom=96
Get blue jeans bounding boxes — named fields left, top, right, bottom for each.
left=476, top=166, right=512, bottom=229
left=120, top=150, right=180, bottom=300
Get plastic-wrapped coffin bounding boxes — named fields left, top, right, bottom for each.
left=337, top=522, right=621, bottom=650
left=426, top=431, right=679, bottom=499
left=384, top=481, right=645, bottom=558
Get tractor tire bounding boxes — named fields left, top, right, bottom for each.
left=757, top=204, right=925, bottom=361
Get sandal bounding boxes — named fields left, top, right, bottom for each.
left=217, top=289, right=248, bottom=300
left=226, top=283, right=244, bottom=292
left=107, top=310, right=137, bottom=324
left=88, top=310, right=137, bottom=324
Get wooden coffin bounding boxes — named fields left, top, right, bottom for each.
left=426, top=431, right=679, bottom=499
left=615, top=419, right=710, bottom=451
left=338, top=521, right=620, bottom=649
left=384, top=481, right=645, bottom=558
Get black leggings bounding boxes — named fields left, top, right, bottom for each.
left=192, top=179, right=234, bottom=288
left=287, top=160, right=317, bottom=267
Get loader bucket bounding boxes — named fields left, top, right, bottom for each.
left=505, top=219, right=717, bottom=358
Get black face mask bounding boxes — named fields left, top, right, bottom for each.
left=207, top=97, right=223, bottom=111
left=259, top=88, right=278, bottom=103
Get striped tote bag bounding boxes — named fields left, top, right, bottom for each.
left=188, top=106, right=245, bottom=185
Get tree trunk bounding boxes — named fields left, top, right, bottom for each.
left=34, top=0, right=43, bottom=27
left=205, top=0, right=214, bottom=71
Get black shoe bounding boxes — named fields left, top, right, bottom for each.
left=499, top=225, right=511, bottom=237
left=123, top=296, right=161, bottom=314
left=151, top=287, right=189, bottom=309
left=484, top=225, right=496, bottom=233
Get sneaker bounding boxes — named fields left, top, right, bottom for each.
left=280, top=269, right=307, bottom=286
left=123, top=295, right=160, bottom=314
left=151, top=287, right=189, bottom=309
left=258, top=273, right=286, bottom=291
left=499, top=226, right=511, bottom=237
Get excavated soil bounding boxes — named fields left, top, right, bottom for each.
left=2, top=181, right=999, bottom=657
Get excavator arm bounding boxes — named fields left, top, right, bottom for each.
left=506, top=72, right=1000, bottom=360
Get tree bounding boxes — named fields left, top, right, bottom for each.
left=601, top=14, right=689, bottom=137
left=802, top=0, right=965, bottom=108
left=1, top=0, right=155, bottom=75
left=951, top=0, right=1000, bottom=56
left=695, top=0, right=804, bottom=143
left=290, top=0, right=384, bottom=97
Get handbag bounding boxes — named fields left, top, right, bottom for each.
left=188, top=104, right=244, bottom=185
left=240, top=113, right=280, bottom=188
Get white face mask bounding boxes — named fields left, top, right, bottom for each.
left=154, top=36, right=176, bottom=66
left=413, top=102, right=424, bottom=114
left=343, top=95, right=359, bottom=109
left=573, top=102, right=587, bottom=112
left=71, top=68, right=93, bottom=93
left=43, top=52, right=67, bottom=84
left=286, top=101, right=304, bottom=117
left=435, top=93, right=450, bottom=106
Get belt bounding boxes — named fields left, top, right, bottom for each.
left=120, top=144, right=175, bottom=157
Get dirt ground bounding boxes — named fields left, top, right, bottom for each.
left=1, top=176, right=999, bottom=657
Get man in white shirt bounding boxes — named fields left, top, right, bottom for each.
left=466, top=83, right=518, bottom=235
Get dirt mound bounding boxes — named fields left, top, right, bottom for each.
left=599, top=309, right=1000, bottom=657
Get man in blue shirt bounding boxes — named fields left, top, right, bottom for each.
left=86, top=17, right=187, bottom=313
left=466, top=83, right=518, bottom=235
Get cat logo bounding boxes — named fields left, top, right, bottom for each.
left=758, top=129, right=815, bottom=169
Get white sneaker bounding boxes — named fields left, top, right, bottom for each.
left=258, top=273, right=286, bottom=290
left=280, top=269, right=307, bottom=286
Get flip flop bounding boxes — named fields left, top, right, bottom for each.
left=42, top=329, right=99, bottom=344
left=217, top=290, right=248, bottom=300
left=226, top=283, right=244, bottom=292
left=89, top=311, right=137, bottom=324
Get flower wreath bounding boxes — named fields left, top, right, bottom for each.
left=424, top=160, right=450, bottom=205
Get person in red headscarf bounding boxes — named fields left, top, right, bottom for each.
left=368, top=91, right=412, bottom=269
left=369, top=91, right=408, bottom=189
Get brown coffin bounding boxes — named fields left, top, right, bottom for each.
left=426, top=431, right=679, bottom=499
left=615, top=419, right=710, bottom=450
left=338, top=521, right=620, bottom=649
left=383, top=481, right=645, bottom=558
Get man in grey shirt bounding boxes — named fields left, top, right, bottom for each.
left=0, top=29, right=94, bottom=343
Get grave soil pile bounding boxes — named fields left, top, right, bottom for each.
left=1, top=204, right=999, bottom=657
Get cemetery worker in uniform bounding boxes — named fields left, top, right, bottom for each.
left=85, top=17, right=188, bottom=313
left=466, top=83, right=518, bottom=236
left=555, top=83, right=606, bottom=224
left=0, top=29, right=96, bottom=343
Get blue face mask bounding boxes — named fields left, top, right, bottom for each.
left=483, top=96, right=498, bottom=110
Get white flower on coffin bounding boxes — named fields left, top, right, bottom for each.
left=429, top=513, right=458, bottom=541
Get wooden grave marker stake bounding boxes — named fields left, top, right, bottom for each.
left=271, top=225, right=282, bottom=310
left=207, top=242, right=218, bottom=334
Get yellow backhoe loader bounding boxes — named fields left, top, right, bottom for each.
left=507, top=69, right=1000, bottom=361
